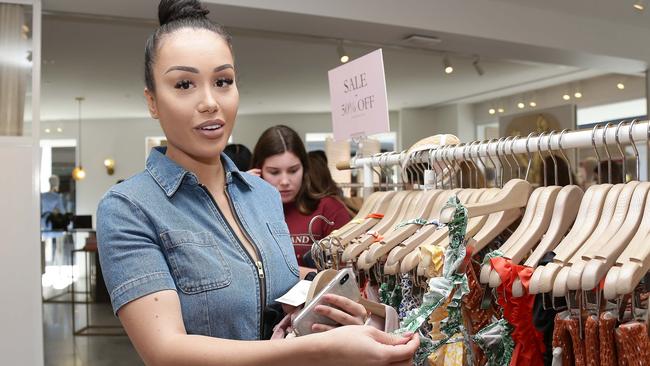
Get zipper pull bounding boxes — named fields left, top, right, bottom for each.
left=256, top=261, right=265, bottom=279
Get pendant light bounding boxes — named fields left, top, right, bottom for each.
left=72, top=97, right=86, bottom=181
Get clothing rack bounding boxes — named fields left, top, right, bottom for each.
left=337, top=120, right=650, bottom=195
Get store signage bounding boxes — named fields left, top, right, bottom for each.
left=328, top=49, right=390, bottom=141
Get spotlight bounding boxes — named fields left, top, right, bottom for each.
left=562, top=94, right=571, bottom=101
left=472, top=57, right=484, bottom=76
left=443, top=55, right=453, bottom=74
left=497, top=108, right=505, bottom=113
left=634, top=0, right=645, bottom=11
left=574, top=92, right=582, bottom=98
left=488, top=108, right=496, bottom=115
left=44, top=128, right=51, bottom=134
left=529, top=101, right=537, bottom=108
left=517, top=102, right=525, bottom=109
left=72, top=166, right=86, bottom=181
left=337, top=43, right=349, bottom=64
left=56, top=127, right=63, bottom=133
left=617, top=82, right=625, bottom=90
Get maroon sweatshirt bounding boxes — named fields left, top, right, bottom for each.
left=283, top=196, right=351, bottom=267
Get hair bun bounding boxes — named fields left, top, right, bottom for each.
left=158, top=0, right=210, bottom=26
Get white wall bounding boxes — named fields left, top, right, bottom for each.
left=399, top=104, right=476, bottom=149
left=42, top=117, right=164, bottom=221
left=233, top=111, right=400, bottom=150
left=42, top=111, right=401, bottom=223
left=0, top=142, right=44, bottom=366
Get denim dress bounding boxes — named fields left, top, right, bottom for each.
left=97, top=147, right=299, bottom=340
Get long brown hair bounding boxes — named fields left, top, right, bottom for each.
left=252, top=125, right=324, bottom=215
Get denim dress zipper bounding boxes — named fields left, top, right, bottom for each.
left=198, top=183, right=267, bottom=339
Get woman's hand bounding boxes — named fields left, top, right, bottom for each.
left=246, top=168, right=261, bottom=177
left=310, top=325, right=419, bottom=366
left=312, top=294, right=368, bottom=332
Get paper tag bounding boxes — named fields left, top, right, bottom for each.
left=276, top=280, right=312, bottom=307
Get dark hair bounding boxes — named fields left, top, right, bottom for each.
left=308, top=151, right=340, bottom=197
left=223, top=143, right=252, bottom=171
left=252, top=125, right=324, bottom=215
left=144, top=0, right=233, bottom=92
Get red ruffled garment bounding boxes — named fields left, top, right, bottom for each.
left=490, top=257, right=546, bottom=366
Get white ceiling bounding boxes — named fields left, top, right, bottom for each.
left=36, top=0, right=649, bottom=121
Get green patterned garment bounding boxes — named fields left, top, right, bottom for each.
left=472, top=318, right=515, bottom=366
left=394, top=196, right=474, bottom=365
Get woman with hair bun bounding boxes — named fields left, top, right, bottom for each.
left=96, top=1, right=418, bottom=365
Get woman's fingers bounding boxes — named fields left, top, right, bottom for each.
left=385, top=333, right=420, bottom=363
left=311, top=323, right=336, bottom=333
left=321, top=294, right=367, bottom=318
left=314, top=304, right=362, bottom=326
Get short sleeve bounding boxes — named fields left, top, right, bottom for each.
left=97, top=191, right=176, bottom=315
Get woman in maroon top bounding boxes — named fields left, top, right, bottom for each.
left=249, top=125, right=351, bottom=267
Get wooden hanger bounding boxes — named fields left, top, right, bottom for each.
left=487, top=185, right=560, bottom=287
left=512, top=185, right=583, bottom=297
left=581, top=182, right=650, bottom=291
left=550, top=182, right=629, bottom=297
left=528, top=183, right=611, bottom=294
left=348, top=190, right=422, bottom=267
left=533, top=124, right=615, bottom=294
left=479, top=186, right=542, bottom=283
left=489, top=132, right=574, bottom=288
left=439, top=178, right=532, bottom=224
left=358, top=188, right=443, bottom=270
left=329, top=190, right=397, bottom=245
left=340, top=190, right=412, bottom=262
left=416, top=188, right=485, bottom=276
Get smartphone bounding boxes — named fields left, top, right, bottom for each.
left=292, top=268, right=360, bottom=336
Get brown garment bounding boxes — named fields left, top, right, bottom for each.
left=585, top=315, right=599, bottom=366
left=615, top=322, right=650, bottom=366
left=598, top=312, right=618, bottom=366
left=552, top=314, right=574, bottom=366
left=553, top=313, right=587, bottom=366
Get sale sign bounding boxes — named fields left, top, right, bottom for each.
left=328, top=49, right=390, bottom=141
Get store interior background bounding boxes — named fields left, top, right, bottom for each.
left=2, top=0, right=649, bottom=365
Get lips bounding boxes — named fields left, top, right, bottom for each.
left=194, top=119, right=226, bottom=139
left=195, top=119, right=225, bottom=131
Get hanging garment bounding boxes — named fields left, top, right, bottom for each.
left=584, top=315, right=599, bottom=366
left=614, top=322, right=650, bottom=366
left=552, top=313, right=586, bottom=366
left=533, top=252, right=567, bottom=366
left=490, top=256, right=546, bottom=366
left=598, top=312, right=618, bottom=366
left=472, top=318, right=515, bottom=366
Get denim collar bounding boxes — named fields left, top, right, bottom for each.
left=146, top=146, right=254, bottom=198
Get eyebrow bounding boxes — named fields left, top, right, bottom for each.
left=265, top=164, right=302, bottom=170
left=165, top=64, right=234, bottom=74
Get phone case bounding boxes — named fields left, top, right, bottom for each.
left=292, top=268, right=360, bottom=336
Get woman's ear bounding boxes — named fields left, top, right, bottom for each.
left=144, top=88, right=159, bottom=119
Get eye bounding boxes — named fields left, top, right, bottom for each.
left=174, top=79, right=194, bottom=90
left=215, top=78, right=234, bottom=88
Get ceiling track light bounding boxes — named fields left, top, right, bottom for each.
left=634, top=0, right=645, bottom=11
left=337, top=42, right=349, bottom=63
left=617, top=82, right=626, bottom=90
left=443, top=55, right=453, bottom=74
left=529, top=101, right=537, bottom=108
left=472, top=56, right=484, bottom=76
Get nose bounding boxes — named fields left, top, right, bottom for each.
left=279, top=173, right=291, bottom=187
left=198, top=86, right=219, bottom=114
